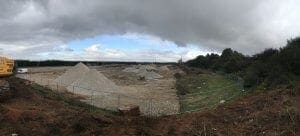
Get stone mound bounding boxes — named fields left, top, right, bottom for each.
left=137, top=68, right=163, bottom=80
left=118, top=105, right=140, bottom=116
left=67, top=69, right=120, bottom=95
left=159, top=66, right=170, bottom=71
left=122, top=66, right=139, bottom=73
left=54, top=62, right=90, bottom=86
left=139, top=65, right=157, bottom=72
left=123, top=65, right=163, bottom=80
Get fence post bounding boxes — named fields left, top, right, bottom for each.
left=91, top=90, right=94, bottom=106
left=117, top=95, right=120, bottom=107
left=101, top=94, right=104, bottom=107
left=56, top=83, right=58, bottom=92
left=150, top=98, right=153, bottom=116
left=180, top=99, right=183, bottom=113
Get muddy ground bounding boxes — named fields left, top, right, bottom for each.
left=0, top=77, right=299, bottom=135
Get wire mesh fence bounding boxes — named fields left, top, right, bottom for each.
left=16, top=73, right=179, bottom=116
left=16, top=72, right=244, bottom=117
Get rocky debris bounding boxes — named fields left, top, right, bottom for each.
left=139, top=65, right=157, bottom=72
left=24, top=80, right=32, bottom=86
left=118, top=105, right=140, bottom=116
left=0, top=79, right=11, bottom=102
left=219, top=100, right=226, bottom=104
left=122, top=66, right=140, bottom=73
left=137, top=70, right=163, bottom=80
left=0, top=80, right=9, bottom=92
left=159, top=65, right=170, bottom=71
left=174, top=71, right=186, bottom=78
left=123, top=65, right=163, bottom=80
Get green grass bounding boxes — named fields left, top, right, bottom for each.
left=176, top=73, right=246, bottom=112
left=31, top=83, right=117, bottom=115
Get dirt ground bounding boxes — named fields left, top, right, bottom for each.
left=16, top=64, right=181, bottom=116
left=142, top=88, right=300, bottom=136
left=1, top=77, right=299, bottom=136
left=0, top=77, right=124, bottom=135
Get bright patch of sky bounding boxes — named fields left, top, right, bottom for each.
left=68, top=34, right=184, bottom=52
left=3, top=33, right=217, bottom=62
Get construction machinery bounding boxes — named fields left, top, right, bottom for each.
left=0, top=56, right=14, bottom=77
left=0, top=56, right=14, bottom=101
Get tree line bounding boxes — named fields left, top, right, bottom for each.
left=15, top=60, right=175, bottom=67
left=186, top=37, right=300, bottom=88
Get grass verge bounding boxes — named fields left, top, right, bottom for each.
left=176, top=73, right=246, bottom=112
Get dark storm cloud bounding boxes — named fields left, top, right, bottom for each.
left=0, top=0, right=299, bottom=55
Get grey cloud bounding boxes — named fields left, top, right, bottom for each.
left=0, top=0, right=299, bottom=56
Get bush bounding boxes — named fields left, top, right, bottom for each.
left=187, top=37, right=300, bottom=89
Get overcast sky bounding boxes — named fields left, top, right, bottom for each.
left=0, top=0, right=299, bottom=61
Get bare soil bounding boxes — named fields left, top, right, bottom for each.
left=0, top=77, right=127, bottom=135
left=141, top=88, right=299, bottom=136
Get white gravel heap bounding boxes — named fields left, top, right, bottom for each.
left=138, top=70, right=163, bottom=80
left=159, top=65, right=170, bottom=71
left=139, top=65, right=157, bottom=72
left=123, top=65, right=163, bottom=80
left=122, top=65, right=140, bottom=73
left=54, top=62, right=90, bottom=86
left=67, top=69, right=120, bottom=95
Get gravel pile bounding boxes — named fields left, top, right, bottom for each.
left=55, top=63, right=120, bottom=94
left=67, top=69, right=120, bottom=94
left=122, top=65, right=163, bottom=80
left=54, top=62, right=90, bottom=86
left=159, top=65, right=170, bottom=71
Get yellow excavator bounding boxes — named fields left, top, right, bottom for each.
left=0, top=56, right=14, bottom=77
left=0, top=56, right=14, bottom=101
